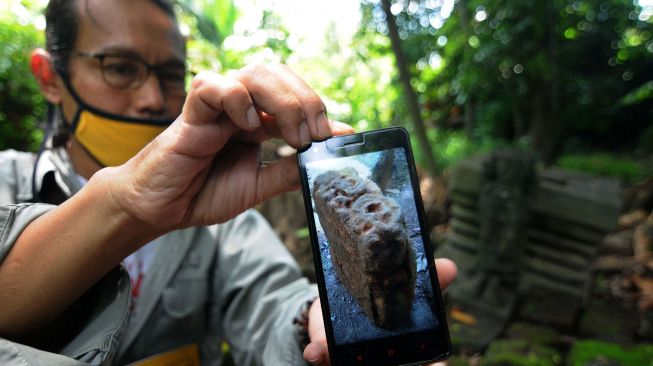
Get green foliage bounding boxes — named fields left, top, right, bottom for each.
left=567, top=340, right=653, bottom=366
left=175, top=0, right=238, bottom=46
left=360, top=0, right=653, bottom=165
left=177, top=0, right=240, bottom=72
left=295, top=227, right=309, bottom=239
left=0, top=19, right=45, bottom=152
left=419, top=129, right=509, bottom=172
left=3, top=0, right=652, bottom=173
left=294, top=21, right=398, bottom=132
left=556, top=152, right=653, bottom=184
left=181, top=3, right=292, bottom=72
left=481, top=339, right=562, bottom=366
left=620, top=80, right=653, bottom=106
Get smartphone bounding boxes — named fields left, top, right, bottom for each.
left=297, top=127, right=451, bottom=366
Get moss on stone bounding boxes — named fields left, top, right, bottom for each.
left=481, top=339, right=562, bottom=366
left=567, top=340, right=653, bottom=366
left=505, top=322, right=560, bottom=346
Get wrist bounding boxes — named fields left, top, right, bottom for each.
left=87, top=166, right=166, bottom=249
left=293, top=298, right=315, bottom=350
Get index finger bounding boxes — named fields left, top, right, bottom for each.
left=264, top=64, right=332, bottom=140
left=236, top=64, right=308, bottom=148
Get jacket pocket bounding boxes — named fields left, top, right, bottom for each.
left=161, top=276, right=209, bottom=319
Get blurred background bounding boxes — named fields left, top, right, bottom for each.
left=3, top=0, right=653, bottom=177
left=2, top=0, right=653, bottom=364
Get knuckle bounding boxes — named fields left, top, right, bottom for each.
left=221, top=79, right=248, bottom=99
left=279, top=94, right=304, bottom=115
left=268, top=63, right=290, bottom=74
left=304, top=94, right=325, bottom=112
left=191, top=72, right=249, bottom=102
left=190, top=71, right=230, bottom=98
left=190, top=71, right=215, bottom=89
left=232, top=82, right=250, bottom=99
left=237, top=63, right=268, bottom=81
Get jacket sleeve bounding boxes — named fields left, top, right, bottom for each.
left=213, top=209, right=318, bottom=366
left=0, top=203, right=53, bottom=262
left=0, top=203, right=132, bottom=366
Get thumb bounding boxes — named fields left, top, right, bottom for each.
left=303, top=341, right=330, bottom=366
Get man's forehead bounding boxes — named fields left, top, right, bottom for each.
left=75, top=0, right=186, bottom=63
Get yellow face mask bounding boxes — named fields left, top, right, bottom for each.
left=62, top=76, right=174, bottom=167
left=72, top=109, right=170, bottom=167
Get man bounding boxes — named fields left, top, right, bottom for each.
left=0, top=0, right=456, bottom=365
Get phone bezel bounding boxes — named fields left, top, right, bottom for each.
left=297, top=127, right=452, bottom=365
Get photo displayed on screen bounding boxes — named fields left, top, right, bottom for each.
left=306, top=147, right=440, bottom=346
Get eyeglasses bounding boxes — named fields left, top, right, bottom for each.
left=74, top=51, right=188, bottom=97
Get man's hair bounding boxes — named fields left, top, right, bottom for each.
left=44, top=0, right=177, bottom=147
left=45, top=0, right=176, bottom=74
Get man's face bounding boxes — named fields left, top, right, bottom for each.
left=59, top=0, right=186, bottom=121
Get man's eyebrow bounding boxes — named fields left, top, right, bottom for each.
left=95, top=47, right=186, bottom=67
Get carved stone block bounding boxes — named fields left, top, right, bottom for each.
left=313, top=168, right=416, bottom=328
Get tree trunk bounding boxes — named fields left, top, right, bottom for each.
left=457, top=0, right=477, bottom=138
left=464, top=101, right=476, bottom=138
left=546, top=0, right=561, bottom=163
left=380, top=0, right=439, bottom=177
left=530, top=1, right=561, bottom=164
left=512, top=99, right=524, bottom=138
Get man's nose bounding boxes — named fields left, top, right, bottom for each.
left=131, top=72, right=167, bottom=118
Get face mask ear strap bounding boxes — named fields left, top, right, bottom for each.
left=31, top=103, right=58, bottom=202
left=58, top=72, right=84, bottom=106
left=56, top=71, right=89, bottom=134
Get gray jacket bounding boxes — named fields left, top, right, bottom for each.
left=0, top=148, right=317, bottom=365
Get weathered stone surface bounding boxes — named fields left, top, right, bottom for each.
left=578, top=299, right=639, bottom=343
left=447, top=301, right=507, bottom=354
left=313, top=168, right=416, bottom=328
left=517, top=288, right=582, bottom=330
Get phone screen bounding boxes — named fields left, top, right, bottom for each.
left=298, top=128, right=450, bottom=366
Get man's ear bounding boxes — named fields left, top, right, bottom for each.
left=30, top=48, right=62, bottom=104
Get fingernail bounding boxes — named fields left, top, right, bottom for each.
left=300, top=122, right=311, bottom=146
left=247, top=105, right=261, bottom=128
left=317, top=112, right=332, bottom=138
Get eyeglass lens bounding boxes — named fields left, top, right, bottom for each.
left=100, top=55, right=186, bottom=96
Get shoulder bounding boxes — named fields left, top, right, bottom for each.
left=0, top=149, right=36, bottom=169
left=0, top=149, right=37, bottom=204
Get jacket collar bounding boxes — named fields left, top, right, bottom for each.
left=30, top=147, right=83, bottom=204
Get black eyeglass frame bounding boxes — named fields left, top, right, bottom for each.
left=73, top=51, right=189, bottom=97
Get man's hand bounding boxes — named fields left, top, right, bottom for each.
left=0, top=64, right=354, bottom=337
left=100, top=65, right=354, bottom=231
left=303, top=258, right=458, bottom=366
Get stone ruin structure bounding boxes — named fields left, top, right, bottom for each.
left=313, top=168, right=416, bottom=329
left=438, top=149, right=622, bottom=350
